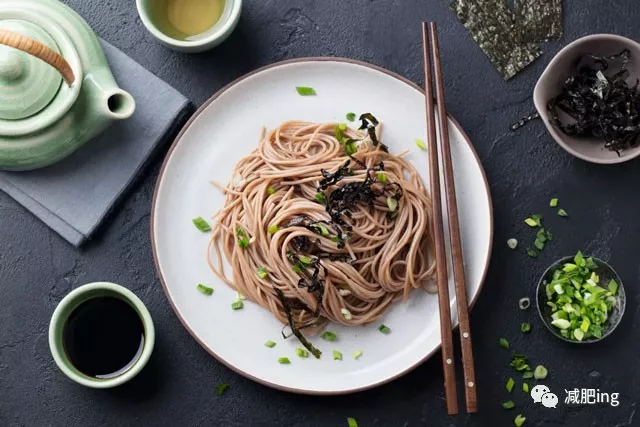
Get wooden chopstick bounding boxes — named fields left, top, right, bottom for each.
left=423, top=21, right=478, bottom=414
left=421, top=22, right=458, bottom=416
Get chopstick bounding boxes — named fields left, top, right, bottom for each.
left=422, top=21, right=478, bottom=414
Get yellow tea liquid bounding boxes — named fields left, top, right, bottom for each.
left=150, top=0, right=226, bottom=41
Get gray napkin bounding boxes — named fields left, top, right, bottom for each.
left=0, top=40, right=191, bottom=246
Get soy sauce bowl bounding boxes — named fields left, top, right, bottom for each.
left=536, top=256, right=626, bottom=344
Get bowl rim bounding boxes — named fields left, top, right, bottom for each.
left=135, top=0, right=242, bottom=48
left=533, top=33, right=640, bottom=165
left=535, top=255, right=626, bottom=344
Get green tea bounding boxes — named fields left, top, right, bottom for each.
left=150, top=0, right=226, bottom=41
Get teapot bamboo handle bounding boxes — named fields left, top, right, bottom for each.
left=0, top=29, right=75, bottom=86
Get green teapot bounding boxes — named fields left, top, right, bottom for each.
left=0, top=0, right=135, bottom=170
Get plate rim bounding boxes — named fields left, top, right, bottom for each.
left=150, top=57, right=494, bottom=395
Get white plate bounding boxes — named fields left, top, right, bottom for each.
left=151, top=58, right=493, bottom=395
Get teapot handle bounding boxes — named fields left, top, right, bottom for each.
left=0, top=29, right=75, bottom=86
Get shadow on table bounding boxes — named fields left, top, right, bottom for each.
left=101, top=346, right=165, bottom=403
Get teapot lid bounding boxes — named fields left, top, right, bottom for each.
left=0, top=20, right=62, bottom=120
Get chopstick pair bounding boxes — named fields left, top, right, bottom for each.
left=421, top=22, right=477, bottom=415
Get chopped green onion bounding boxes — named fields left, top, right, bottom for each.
left=231, top=300, right=244, bottom=310
left=558, top=208, right=568, bottom=217
left=507, top=238, right=518, bottom=249
left=236, top=227, right=250, bottom=248
left=522, top=371, right=533, bottom=379
left=192, top=217, right=211, bottom=232
left=534, top=239, right=545, bottom=250
left=346, top=112, right=356, bottom=122
left=521, top=322, right=531, bottom=333
left=524, top=215, right=542, bottom=227
left=338, top=123, right=347, bottom=131
left=315, top=192, right=327, bottom=205
left=341, top=308, right=353, bottom=320
left=377, top=172, right=388, bottom=183
left=514, top=414, right=526, bottom=427
left=608, top=279, right=619, bottom=295
left=347, top=417, right=359, bottom=427
left=196, top=283, right=213, bottom=295
left=518, top=297, right=531, bottom=310
left=534, top=365, right=548, bottom=380
left=333, top=350, right=343, bottom=361
left=386, top=197, right=398, bottom=212
left=320, top=331, right=337, bottom=341
left=216, top=383, right=229, bottom=395
left=257, top=267, right=268, bottom=279
left=298, top=256, right=313, bottom=265
left=295, top=348, right=309, bottom=358
left=415, top=138, right=427, bottom=151
left=267, top=186, right=276, bottom=195
left=378, top=324, right=391, bottom=334
left=501, top=400, right=515, bottom=410
left=526, top=248, right=538, bottom=258
left=499, top=338, right=510, bottom=349
left=338, top=288, right=352, bottom=296
left=522, top=382, right=529, bottom=393
left=292, top=263, right=304, bottom=274
left=550, top=198, right=558, bottom=207
left=264, top=340, right=276, bottom=348
left=344, top=140, right=358, bottom=155
left=295, top=86, right=316, bottom=96
left=278, top=357, right=291, bottom=364
left=352, top=350, right=363, bottom=360
left=267, top=224, right=279, bottom=234
left=551, top=318, right=570, bottom=329
left=506, top=377, right=515, bottom=393
left=574, top=329, right=585, bottom=341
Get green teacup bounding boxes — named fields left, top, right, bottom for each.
left=49, top=282, right=155, bottom=388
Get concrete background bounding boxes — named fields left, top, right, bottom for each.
left=1, top=0, right=640, bottom=426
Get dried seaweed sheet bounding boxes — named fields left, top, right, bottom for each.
left=451, top=0, right=541, bottom=80
left=515, top=0, right=563, bottom=42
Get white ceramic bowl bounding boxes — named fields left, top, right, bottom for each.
left=534, top=34, right=640, bottom=164
left=136, top=0, right=242, bottom=53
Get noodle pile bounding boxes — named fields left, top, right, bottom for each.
left=208, top=120, right=436, bottom=336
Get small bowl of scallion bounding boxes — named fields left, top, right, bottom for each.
left=536, top=251, right=626, bottom=344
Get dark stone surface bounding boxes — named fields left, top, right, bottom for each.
left=1, top=1, right=639, bottom=426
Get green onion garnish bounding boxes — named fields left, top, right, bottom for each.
left=341, top=308, right=353, bottom=320
left=267, top=224, right=279, bottom=234
left=352, top=350, right=363, bottom=360
left=333, top=350, right=343, bottom=361
left=524, top=217, right=539, bottom=227
left=347, top=417, right=359, bottom=427
left=338, top=123, right=347, bottom=131
left=550, top=198, right=558, bottom=207
left=514, top=414, right=526, bottom=427
left=520, top=322, right=531, bottom=333
left=298, top=255, right=313, bottom=265
left=534, top=239, right=545, bottom=250
left=558, top=208, right=568, bottom=217
left=192, top=217, right=211, bottom=232
left=236, top=227, right=250, bottom=248
left=376, top=172, right=387, bottom=183
left=518, top=297, right=530, bottom=310
left=501, top=400, right=515, bottom=410
left=346, top=112, right=356, bottom=122
left=499, top=338, right=510, bottom=349
left=320, top=331, right=337, bottom=341
left=386, top=197, right=398, bottom=212
left=522, top=371, right=533, bottom=379
left=257, top=267, right=268, bottom=279
left=534, top=365, right=548, bottom=380
left=344, top=140, right=358, bottom=155
left=264, top=340, right=276, bottom=348
left=526, top=248, right=537, bottom=258
left=315, top=192, right=327, bottom=205
left=507, top=238, right=518, bottom=249
left=231, top=300, right=243, bottom=310
left=415, top=138, right=427, bottom=151
left=608, top=279, right=619, bottom=295
left=506, top=377, right=515, bottom=393
left=278, top=357, right=291, bottom=364
left=522, top=382, right=529, bottom=393
left=378, top=324, right=391, bottom=334
left=267, top=186, right=276, bottom=195
left=216, top=383, right=229, bottom=395
left=295, top=348, right=309, bottom=358
left=196, top=283, right=213, bottom=295
left=295, top=86, right=316, bottom=96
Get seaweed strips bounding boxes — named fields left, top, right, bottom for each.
left=451, top=0, right=564, bottom=80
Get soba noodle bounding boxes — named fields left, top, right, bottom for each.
left=208, top=120, right=435, bottom=350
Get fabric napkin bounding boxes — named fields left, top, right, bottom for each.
left=0, top=40, right=191, bottom=246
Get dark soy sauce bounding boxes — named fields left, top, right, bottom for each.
left=62, top=296, right=145, bottom=379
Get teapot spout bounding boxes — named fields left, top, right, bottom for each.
left=104, top=89, right=136, bottom=120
